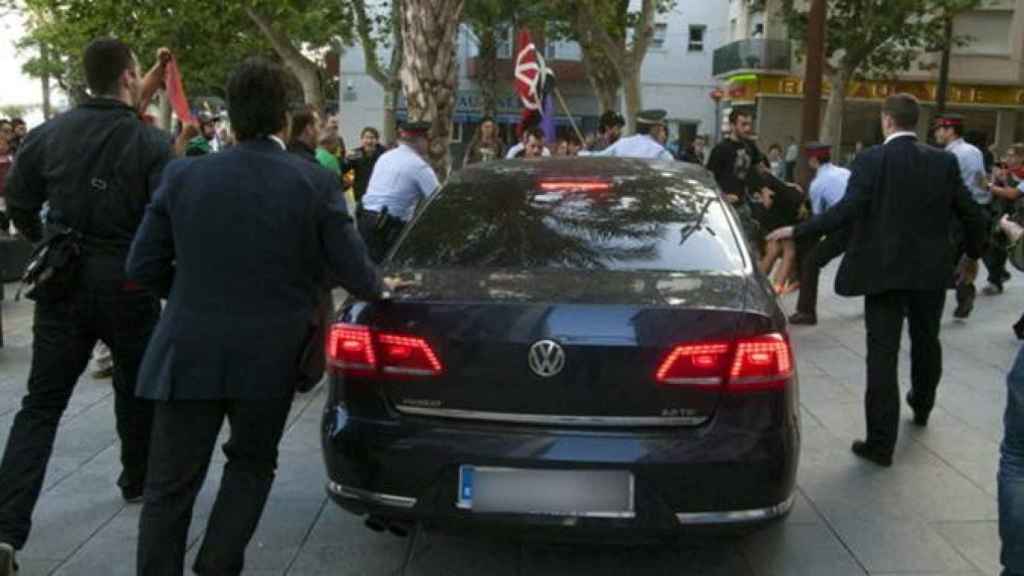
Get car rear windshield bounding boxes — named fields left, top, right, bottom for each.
left=389, top=176, right=746, bottom=273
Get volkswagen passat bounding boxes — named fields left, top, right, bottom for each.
left=322, top=158, right=799, bottom=535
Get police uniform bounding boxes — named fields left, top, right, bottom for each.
left=590, top=110, right=674, bottom=161
left=358, top=121, right=440, bottom=262
left=936, top=114, right=996, bottom=314
left=792, top=143, right=851, bottom=325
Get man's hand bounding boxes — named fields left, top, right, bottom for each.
left=1001, top=214, right=1024, bottom=243
left=760, top=187, right=774, bottom=210
left=765, top=226, right=795, bottom=242
left=157, top=47, right=173, bottom=66
left=724, top=194, right=740, bottom=205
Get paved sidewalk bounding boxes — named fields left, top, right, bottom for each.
left=0, top=269, right=1013, bottom=575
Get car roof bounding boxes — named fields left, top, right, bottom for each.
left=450, top=157, right=716, bottom=191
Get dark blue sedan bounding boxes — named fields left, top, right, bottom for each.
left=321, top=158, right=800, bottom=536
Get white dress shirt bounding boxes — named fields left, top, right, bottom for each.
left=809, top=162, right=851, bottom=215
left=946, top=138, right=990, bottom=205
left=360, top=143, right=440, bottom=222
left=588, top=134, right=674, bottom=161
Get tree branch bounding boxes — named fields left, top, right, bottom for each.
left=575, top=0, right=627, bottom=78
left=348, top=0, right=390, bottom=86
left=629, top=0, right=656, bottom=74
left=245, top=6, right=318, bottom=77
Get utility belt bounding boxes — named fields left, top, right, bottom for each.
left=356, top=206, right=407, bottom=263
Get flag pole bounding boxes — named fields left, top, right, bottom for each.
left=552, top=87, right=586, bottom=145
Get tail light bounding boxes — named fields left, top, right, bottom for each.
left=656, top=333, right=793, bottom=392
left=328, top=323, right=443, bottom=378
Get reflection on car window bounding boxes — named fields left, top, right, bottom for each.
left=390, top=176, right=745, bottom=273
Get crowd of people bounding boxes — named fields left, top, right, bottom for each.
left=0, top=36, right=1022, bottom=576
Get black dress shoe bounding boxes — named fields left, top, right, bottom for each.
left=788, top=312, right=817, bottom=326
left=121, top=485, right=144, bottom=504
left=851, top=440, right=893, bottom=467
left=906, top=392, right=929, bottom=427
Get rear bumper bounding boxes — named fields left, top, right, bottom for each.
left=320, top=401, right=799, bottom=533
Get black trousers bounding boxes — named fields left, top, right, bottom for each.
left=137, top=395, right=294, bottom=576
left=864, top=289, right=946, bottom=454
left=356, top=208, right=405, bottom=264
left=0, top=258, right=158, bottom=549
left=795, top=229, right=849, bottom=316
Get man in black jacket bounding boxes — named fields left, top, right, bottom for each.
left=128, top=57, right=383, bottom=576
left=0, top=38, right=173, bottom=576
left=767, top=94, right=987, bottom=467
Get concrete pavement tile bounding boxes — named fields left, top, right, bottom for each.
left=521, top=540, right=742, bottom=576
left=405, top=532, right=518, bottom=576
left=17, top=490, right=125, bottom=561
left=9, top=558, right=61, bottom=576
left=51, top=515, right=137, bottom=576
left=933, top=521, right=1002, bottom=575
left=288, top=539, right=408, bottom=575
left=242, top=498, right=326, bottom=572
left=806, top=496, right=975, bottom=573
left=739, top=523, right=865, bottom=576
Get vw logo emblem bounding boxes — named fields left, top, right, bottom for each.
left=528, top=340, right=565, bottom=378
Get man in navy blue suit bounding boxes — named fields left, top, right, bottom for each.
left=768, top=94, right=987, bottom=468
left=128, top=57, right=383, bottom=575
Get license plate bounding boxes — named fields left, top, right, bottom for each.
left=457, top=466, right=635, bottom=518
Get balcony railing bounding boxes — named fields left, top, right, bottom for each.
left=712, top=39, right=792, bottom=78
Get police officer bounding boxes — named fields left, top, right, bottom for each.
left=358, top=121, right=440, bottom=262
left=0, top=38, right=174, bottom=574
left=790, top=143, right=851, bottom=325
left=590, top=109, right=674, bottom=161
left=934, top=114, right=991, bottom=317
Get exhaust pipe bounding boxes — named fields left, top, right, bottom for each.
left=364, top=516, right=387, bottom=533
left=387, top=520, right=412, bottom=538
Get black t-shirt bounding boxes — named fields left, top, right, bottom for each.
left=706, top=138, right=765, bottom=200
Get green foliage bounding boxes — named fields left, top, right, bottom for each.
left=780, top=0, right=985, bottom=79
left=9, top=0, right=352, bottom=102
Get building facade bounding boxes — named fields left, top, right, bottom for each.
left=337, top=1, right=728, bottom=164
left=715, top=0, right=1024, bottom=158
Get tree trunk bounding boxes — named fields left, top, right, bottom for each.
left=822, top=69, right=848, bottom=159
left=399, top=0, right=465, bottom=178
left=478, top=27, right=498, bottom=119
left=350, top=0, right=403, bottom=143
left=383, top=85, right=398, bottom=143
left=40, top=44, right=52, bottom=119
left=246, top=7, right=324, bottom=110
left=622, top=68, right=642, bottom=133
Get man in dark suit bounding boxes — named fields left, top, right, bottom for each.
left=127, top=57, right=383, bottom=576
left=767, top=94, right=987, bottom=467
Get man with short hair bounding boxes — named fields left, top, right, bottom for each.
left=8, top=119, right=25, bottom=153
left=768, top=94, right=987, bottom=467
left=679, top=135, right=707, bottom=165
left=129, top=56, right=383, bottom=576
left=0, top=38, right=174, bottom=576
left=935, top=114, right=993, bottom=311
left=591, top=110, right=625, bottom=152
left=789, top=143, right=851, bottom=326
left=505, top=112, right=551, bottom=159
left=589, top=109, right=674, bottom=161
left=516, top=127, right=545, bottom=159
left=358, top=121, right=440, bottom=262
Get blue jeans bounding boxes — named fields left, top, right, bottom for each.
left=1002, top=347, right=1024, bottom=575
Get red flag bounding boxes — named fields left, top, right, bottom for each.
left=165, top=58, right=193, bottom=125
left=514, top=30, right=542, bottom=111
